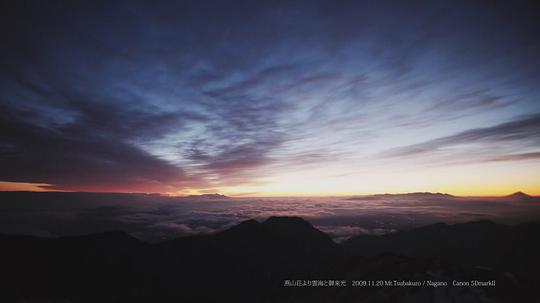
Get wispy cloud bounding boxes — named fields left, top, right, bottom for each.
left=381, top=114, right=540, bottom=162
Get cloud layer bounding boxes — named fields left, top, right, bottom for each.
left=1, top=192, right=539, bottom=242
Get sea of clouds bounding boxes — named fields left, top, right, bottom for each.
left=1, top=193, right=539, bottom=242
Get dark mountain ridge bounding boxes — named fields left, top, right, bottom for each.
left=343, top=220, right=540, bottom=284
left=1, top=217, right=539, bottom=302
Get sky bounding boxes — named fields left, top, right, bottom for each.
left=0, top=0, right=539, bottom=196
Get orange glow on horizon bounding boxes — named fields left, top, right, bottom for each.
left=0, top=181, right=57, bottom=192
left=1, top=180, right=538, bottom=197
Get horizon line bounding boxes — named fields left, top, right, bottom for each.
left=0, top=189, right=536, bottom=198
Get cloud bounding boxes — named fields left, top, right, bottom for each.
left=4, top=192, right=537, bottom=242
left=0, top=101, right=203, bottom=192
left=1, top=0, right=539, bottom=192
left=381, top=114, right=540, bottom=161
left=483, top=152, right=540, bottom=162
left=315, top=225, right=391, bottom=242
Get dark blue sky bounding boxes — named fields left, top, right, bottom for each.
left=1, top=0, right=539, bottom=195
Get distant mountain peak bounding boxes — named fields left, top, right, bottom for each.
left=348, top=192, right=455, bottom=201
left=187, top=193, right=229, bottom=199
left=407, top=192, right=455, bottom=197
left=504, top=191, right=532, bottom=200
left=507, top=191, right=531, bottom=197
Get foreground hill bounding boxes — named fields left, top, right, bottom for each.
left=343, top=220, right=540, bottom=285
left=1, top=217, right=538, bottom=302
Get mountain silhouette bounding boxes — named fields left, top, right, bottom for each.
left=343, top=220, right=540, bottom=287
left=348, top=192, right=455, bottom=200
left=1, top=217, right=538, bottom=302
left=186, top=193, right=230, bottom=199
left=502, top=191, right=535, bottom=202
